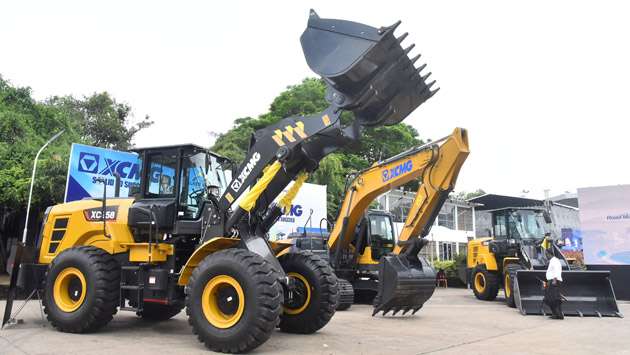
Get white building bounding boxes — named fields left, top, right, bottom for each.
left=375, top=189, right=478, bottom=261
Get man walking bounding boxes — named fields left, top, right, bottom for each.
left=544, top=247, right=564, bottom=319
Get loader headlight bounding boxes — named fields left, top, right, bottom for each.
left=481, top=241, right=489, bottom=246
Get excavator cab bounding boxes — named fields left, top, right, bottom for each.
left=360, top=211, right=396, bottom=262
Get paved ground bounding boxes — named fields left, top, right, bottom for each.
left=1, top=288, right=628, bottom=355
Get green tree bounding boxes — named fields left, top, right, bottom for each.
left=212, top=78, right=423, bottom=218
left=0, top=75, right=152, bottom=213
left=454, top=189, right=486, bottom=201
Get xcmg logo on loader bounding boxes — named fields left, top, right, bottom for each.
left=382, top=160, right=413, bottom=182
left=230, top=152, right=261, bottom=192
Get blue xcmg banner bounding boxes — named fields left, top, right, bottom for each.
left=64, top=143, right=141, bottom=202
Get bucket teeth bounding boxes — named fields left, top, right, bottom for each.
left=397, top=32, right=409, bottom=43
left=422, top=72, right=432, bottom=81
left=402, top=307, right=412, bottom=315
left=412, top=306, right=422, bottom=315
left=404, top=44, right=416, bottom=54
left=411, top=54, right=421, bottom=64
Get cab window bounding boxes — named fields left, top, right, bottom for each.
left=146, top=152, right=177, bottom=197
left=179, top=152, right=208, bottom=219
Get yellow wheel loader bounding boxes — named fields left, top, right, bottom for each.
left=3, top=10, right=439, bottom=352
left=466, top=207, right=621, bottom=317
left=289, top=128, right=469, bottom=315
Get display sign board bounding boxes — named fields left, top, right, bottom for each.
left=579, top=185, right=630, bottom=265
left=64, top=144, right=141, bottom=202
left=268, top=182, right=327, bottom=240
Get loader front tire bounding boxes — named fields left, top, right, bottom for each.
left=472, top=266, right=499, bottom=301
left=186, top=249, right=282, bottom=353
left=278, top=251, right=338, bottom=334
left=504, top=264, right=524, bottom=308
left=43, top=246, right=120, bottom=333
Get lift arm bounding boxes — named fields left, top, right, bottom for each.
left=327, top=128, right=470, bottom=254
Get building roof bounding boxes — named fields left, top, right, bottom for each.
left=467, top=193, right=544, bottom=211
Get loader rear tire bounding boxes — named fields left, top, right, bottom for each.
left=278, top=251, right=338, bottom=334
left=43, top=246, right=120, bottom=333
left=186, top=249, right=282, bottom=353
left=472, top=266, right=499, bottom=301
left=137, top=303, right=184, bottom=321
left=336, top=278, right=354, bottom=311
left=504, top=264, right=524, bottom=308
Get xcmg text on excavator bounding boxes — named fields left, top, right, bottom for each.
left=2, top=10, right=439, bottom=353
left=288, top=127, right=469, bottom=315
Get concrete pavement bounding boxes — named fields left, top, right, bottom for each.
left=1, top=288, right=628, bottom=355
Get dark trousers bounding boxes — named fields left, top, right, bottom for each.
left=544, top=282, right=564, bottom=319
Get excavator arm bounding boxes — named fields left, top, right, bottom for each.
left=325, top=127, right=469, bottom=315
left=328, top=127, right=470, bottom=254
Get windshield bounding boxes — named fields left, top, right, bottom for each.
left=369, top=214, right=395, bottom=243
left=508, top=210, right=548, bottom=239
left=207, top=155, right=228, bottom=194
left=179, top=152, right=209, bottom=219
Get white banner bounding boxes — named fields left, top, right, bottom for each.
left=268, top=182, right=327, bottom=240
left=579, top=185, right=630, bottom=265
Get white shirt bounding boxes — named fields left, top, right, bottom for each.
left=546, top=256, right=563, bottom=282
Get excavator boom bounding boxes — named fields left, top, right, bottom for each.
left=327, top=128, right=470, bottom=315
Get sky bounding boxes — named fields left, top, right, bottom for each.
left=2, top=1, right=629, bottom=199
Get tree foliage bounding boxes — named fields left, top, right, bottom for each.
left=454, top=189, right=486, bottom=201
left=212, top=78, right=423, bottom=218
left=0, top=75, right=152, bottom=212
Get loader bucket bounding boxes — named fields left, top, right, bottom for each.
left=301, top=10, right=438, bottom=127
left=372, top=254, right=436, bottom=316
left=513, top=270, right=622, bottom=317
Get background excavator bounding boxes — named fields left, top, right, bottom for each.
left=465, top=205, right=621, bottom=317
left=289, top=127, right=469, bottom=315
left=2, top=10, right=439, bottom=353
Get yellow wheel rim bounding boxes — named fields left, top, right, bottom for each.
left=283, top=272, right=311, bottom=315
left=505, top=273, right=511, bottom=298
left=201, top=275, right=245, bottom=329
left=474, top=272, right=486, bottom=293
left=53, top=267, right=87, bottom=312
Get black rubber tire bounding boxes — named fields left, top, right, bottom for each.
left=504, top=264, right=524, bottom=308
left=43, top=246, right=120, bottom=333
left=185, top=249, right=282, bottom=353
left=471, top=266, right=499, bottom=301
left=278, top=251, right=338, bottom=334
left=137, top=303, right=184, bottom=321
left=336, top=278, right=354, bottom=311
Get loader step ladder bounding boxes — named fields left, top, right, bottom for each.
left=120, top=265, right=145, bottom=312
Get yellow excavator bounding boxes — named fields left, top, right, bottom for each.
left=2, top=10, right=440, bottom=353
left=290, top=128, right=469, bottom=315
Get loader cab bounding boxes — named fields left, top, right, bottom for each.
left=127, top=144, right=229, bottom=235
left=489, top=207, right=557, bottom=268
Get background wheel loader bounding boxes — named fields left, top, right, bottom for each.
left=288, top=128, right=470, bottom=315
left=2, top=10, right=439, bottom=353
left=466, top=206, right=621, bottom=317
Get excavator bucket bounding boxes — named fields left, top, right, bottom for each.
left=513, top=270, right=622, bottom=317
left=373, top=239, right=436, bottom=316
left=301, top=10, right=438, bottom=127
